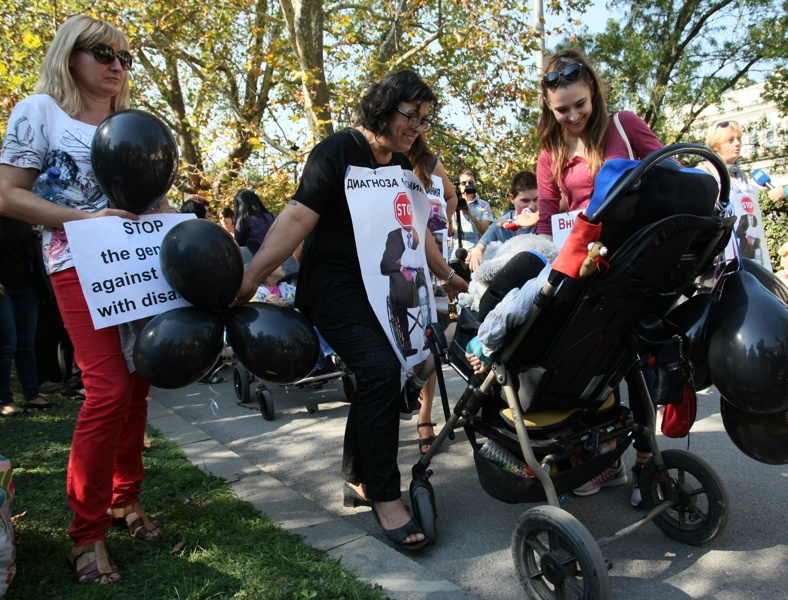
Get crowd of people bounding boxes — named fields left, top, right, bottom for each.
left=0, top=12, right=784, bottom=587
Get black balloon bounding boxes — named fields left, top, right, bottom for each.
left=707, top=270, right=788, bottom=414
left=721, top=258, right=788, bottom=305
left=720, top=397, right=788, bottom=465
left=91, top=110, right=178, bottom=214
left=225, top=303, right=320, bottom=384
left=665, top=293, right=716, bottom=390
left=133, top=307, right=225, bottom=389
left=160, top=219, right=244, bottom=309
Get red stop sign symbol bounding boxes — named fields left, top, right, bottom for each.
left=393, top=192, right=413, bottom=228
left=741, top=196, right=755, bottom=214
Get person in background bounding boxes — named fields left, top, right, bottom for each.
left=697, top=120, right=780, bottom=268
left=0, top=216, right=53, bottom=415
left=179, top=198, right=207, bottom=219
left=188, top=194, right=214, bottom=221
left=535, top=47, right=664, bottom=507
left=535, top=48, right=663, bottom=241
left=467, top=171, right=540, bottom=272
left=233, top=189, right=275, bottom=253
left=449, top=169, right=492, bottom=256
left=233, top=70, right=466, bottom=550
left=768, top=185, right=787, bottom=202
left=406, top=135, right=458, bottom=453
left=0, top=15, right=174, bottom=584
left=220, top=206, right=234, bottom=234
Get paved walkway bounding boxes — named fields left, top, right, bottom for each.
left=147, top=380, right=478, bottom=600
left=147, top=365, right=788, bottom=600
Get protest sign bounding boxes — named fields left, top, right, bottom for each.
left=551, top=209, right=583, bottom=249
left=64, top=214, right=195, bottom=329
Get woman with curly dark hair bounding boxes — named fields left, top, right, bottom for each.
left=233, top=70, right=466, bottom=550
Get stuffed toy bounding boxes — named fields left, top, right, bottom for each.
left=502, top=207, right=539, bottom=231
left=578, top=242, right=609, bottom=278
left=457, top=233, right=558, bottom=312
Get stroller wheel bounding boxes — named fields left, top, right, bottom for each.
left=256, top=385, right=275, bottom=421
left=641, top=449, right=729, bottom=546
left=341, top=374, right=357, bottom=402
left=410, top=482, right=437, bottom=543
left=512, top=505, right=611, bottom=600
left=233, top=365, right=252, bottom=403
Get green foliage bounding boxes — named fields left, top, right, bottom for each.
left=760, top=188, right=788, bottom=267
left=1, top=393, right=385, bottom=599
left=3, top=1, right=786, bottom=211
left=577, top=0, right=786, bottom=144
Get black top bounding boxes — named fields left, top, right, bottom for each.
left=0, top=216, right=37, bottom=285
left=295, top=128, right=413, bottom=327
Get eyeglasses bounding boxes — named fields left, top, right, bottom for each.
left=542, top=63, right=584, bottom=89
left=716, top=121, right=731, bottom=129
left=75, top=43, right=133, bottom=70
left=395, top=108, right=433, bottom=132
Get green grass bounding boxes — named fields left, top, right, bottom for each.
left=1, top=392, right=386, bottom=599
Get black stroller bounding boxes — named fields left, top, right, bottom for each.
left=409, top=144, right=736, bottom=599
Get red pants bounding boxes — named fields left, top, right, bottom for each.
left=51, top=269, right=150, bottom=546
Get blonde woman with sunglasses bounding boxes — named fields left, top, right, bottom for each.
left=535, top=48, right=663, bottom=240
left=0, top=15, right=173, bottom=585
left=697, top=120, right=775, bottom=269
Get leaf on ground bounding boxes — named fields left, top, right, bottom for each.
left=170, top=537, right=186, bottom=554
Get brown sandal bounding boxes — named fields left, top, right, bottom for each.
left=110, top=502, right=162, bottom=541
left=67, top=540, right=121, bottom=584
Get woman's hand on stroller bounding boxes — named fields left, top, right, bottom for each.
left=466, top=336, right=493, bottom=374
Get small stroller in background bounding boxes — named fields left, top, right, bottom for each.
left=232, top=351, right=356, bottom=420
left=409, top=144, right=737, bottom=599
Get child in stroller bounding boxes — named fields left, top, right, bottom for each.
left=408, top=144, right=735, bottom=600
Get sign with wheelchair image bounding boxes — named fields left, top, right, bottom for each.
left=64, top=214, right=194, bottom=329
left=720, top=179, right=773, bottom=271
left=345, top=165, right=437, bottom=370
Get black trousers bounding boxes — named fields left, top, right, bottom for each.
left=308, top=312, right=403, bottom=502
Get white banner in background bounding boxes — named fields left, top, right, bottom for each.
left=64, top=214, right=195, bottom=329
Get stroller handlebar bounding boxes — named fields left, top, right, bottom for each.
left=588, top=143, right=730, bottom=225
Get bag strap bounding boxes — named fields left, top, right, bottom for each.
left=613, top=113, right=635, bottom=160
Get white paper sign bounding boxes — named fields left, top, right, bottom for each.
left=64, top=214, right=195, bottom=329
left=345, top=165, right=436, bottom=371
left=720, top=179, right=773, bottom=271
left=551, top=209, right=583, bottom=249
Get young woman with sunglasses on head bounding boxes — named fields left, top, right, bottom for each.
left=0, top=15, right=174, bottom=584
left=535, top=48, right=663, bottom=240
left=535, top=48, right=664, bottom=507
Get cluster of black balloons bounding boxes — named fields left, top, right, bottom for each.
left=91, top=110, right=320, bottom=388
left=668, top=259, right=788, bottom=465
left=132, top=219, right=320, bottom=388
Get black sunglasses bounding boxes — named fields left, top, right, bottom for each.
left=75, top=43, right=133, bottom=70
left=716, top=121, right=731, bottom=128
left=542, top=63, right=584, bottom=89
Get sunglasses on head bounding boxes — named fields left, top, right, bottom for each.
left=75, top=43, right=133, bottom=70
left=542, top=63, right=584, bottom=89
left=716, top=121, right=731, bottom=129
